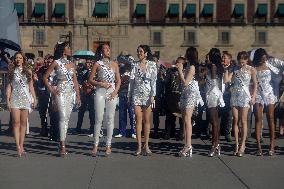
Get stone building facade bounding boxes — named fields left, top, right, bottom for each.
left=15, top=0, right=284, bottom=61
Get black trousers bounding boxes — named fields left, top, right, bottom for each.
left=37, top=90, right=51, bottom=134
left=76, top=93, right=95, bottom=134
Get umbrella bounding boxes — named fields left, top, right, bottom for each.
left=73, top=50, right=95, bottom=59
left=0, top=38, right=21, bottom=51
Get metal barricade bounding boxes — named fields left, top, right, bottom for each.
left=0, top=71, right=8, bottom=110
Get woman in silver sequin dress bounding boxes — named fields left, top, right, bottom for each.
left=205, top=48, right=224, bottom=157
left=44, top=42, right=81, bottom=156
left=128, top=45, right=157, bottom=156
left=88, top=44, right=121, bottom=156
left=224, top=51, right=257, bottom=157
left=253, top=48, right=278, bottom=156
left=6, top=51, right=37, bottom=157
left=177, top=47, right=203, bottom=157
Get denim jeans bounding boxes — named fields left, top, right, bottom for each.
left=118, top=94, right=135, bottom=136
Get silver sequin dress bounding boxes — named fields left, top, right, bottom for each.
left=205, top=73, right=225, bottom=108
left=231, top=65, right=252, bottom=108
left=128, top=60, right=157, bottom=106
left=180, top=66, right=203, bottom=110
left=54, top=60, right=75, bottom=141
left=10, top=68, right=32, bottom=110
left=256, top=69, right=277, bottom=105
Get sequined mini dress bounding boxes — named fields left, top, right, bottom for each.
left=10, top=68, right=32, bottom=110
left=128, top=60, right=157, bottom=106
left=205, top=73, right=225, bottom=108
left=256, top=69, right=277, bottom=105
left=231, top=65, right=252, bottom=108
left=180, top=68, right=203, bottom=110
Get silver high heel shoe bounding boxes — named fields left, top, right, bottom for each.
left=178, top=146, right=193, bottom=157
left=208, top=144, right=221, bottom=157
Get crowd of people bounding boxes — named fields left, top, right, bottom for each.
left=2, top=41, right=284, bottom=158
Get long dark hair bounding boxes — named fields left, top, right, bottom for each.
left=252, top=48, right=268, bottom=67
left=8, top=51, right=32, bottom=83
left=137, top=45, right=154, bottom=61
left=208, top=48, right=223, bottom=78
left=185, top=47, right=198, bottom=66
left=94, top=43, right=109, bottom=62
left=54, top=41, right=69, bottom=60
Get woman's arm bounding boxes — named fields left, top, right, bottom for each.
left=223, top=69, right=233, bottom=83
left=178, top=65, right=195, bottom=87
left=111, top=61, right=121, bottom=95
left=43, top=61, right=57, bottom=94
left=88, top=63, right=110, bottom=88
left=72, top=63, right=81, bottom=107
left=250, top=67, right=258, bottom=104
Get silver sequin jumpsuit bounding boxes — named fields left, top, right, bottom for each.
left=54, top=60, right=75, bottom=141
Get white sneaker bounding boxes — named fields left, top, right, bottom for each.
left=114, top=134, right=123, bottom=138
left=88, top=134, right=94, bottom=137
left=131, top=134, right=137, bottom=139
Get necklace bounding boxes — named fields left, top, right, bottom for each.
left=60, top=58, right=70, bottom=65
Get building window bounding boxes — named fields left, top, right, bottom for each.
left=256, top=31, right=267, bottom=44
left=184, top=4, right=196, bottom=18
left=93, top=2, right=109, bottom=18
left=277, top=4, right=284, bottom=17
left=34, top=30, right=45, bottom=45
left=151, top=31, right=162, bottom=46
left=256, top=4, right=267, bottom=17
left=184, top=31, right=196, bottom=45
left=232, top=4, right=244, bottom=18
left=218, top=31, right=230, bottom=45
left=38, top=51, right=43, bottom=57
left=53, top=3, right=66, bottom=22
left=200, top=4, right=214, bottom=22
left=33, top=3, right=45, bottom=22
left=14, top=3, right=24, bottom=22
left=133, top=4, right=146, bottom=23
left=168, top=4, right=179, bottom=17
